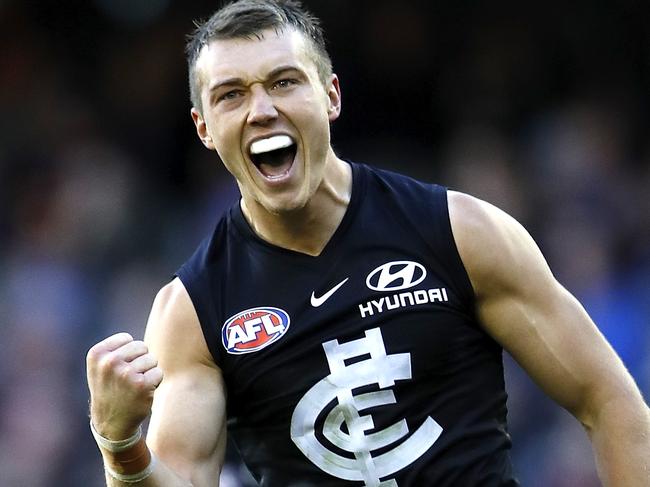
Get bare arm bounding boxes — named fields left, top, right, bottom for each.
left=87, top=278, right=226, bottom=486
left=144, top=278, right=227, bottom=486
left=448, top=191, right=650, bottom=486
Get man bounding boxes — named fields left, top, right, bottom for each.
left=86, top=1, right=650, bottom=485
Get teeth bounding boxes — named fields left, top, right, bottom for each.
left=250, top=135, right=293, bottom=155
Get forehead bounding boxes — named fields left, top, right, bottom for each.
left=195, top=28, right=316, bottom=88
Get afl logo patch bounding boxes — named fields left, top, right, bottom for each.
left=366, top=261, right=427, bottom=292
left=222, top=307, right=290, bottom=355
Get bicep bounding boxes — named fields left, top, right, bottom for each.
left=144, top=278, right=227, bottom=486
left=147, top=363, right=227, bottom=486
left=478, top=272, right=629, bottom=424
left=449, top=191, right=638, bottom=427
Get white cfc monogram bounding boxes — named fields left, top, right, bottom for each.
left=290, top=328, right=443, bottom=486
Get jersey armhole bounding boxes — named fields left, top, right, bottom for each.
left=175, top=265, right=225, bottom=369
left=428, top=185, right=478, bottom=314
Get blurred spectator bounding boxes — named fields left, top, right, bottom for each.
left=0, top=1, right=648, bottom=485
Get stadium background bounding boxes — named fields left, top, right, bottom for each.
left=1, top=0, right=649, bottom=485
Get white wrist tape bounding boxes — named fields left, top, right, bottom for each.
left=90, top=421, right=142, bottom=452
left=104, top=453, right=156, bottom=484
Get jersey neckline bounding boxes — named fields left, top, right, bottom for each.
left=230, top=160, right=365, bottom=260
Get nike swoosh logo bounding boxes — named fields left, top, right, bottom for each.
left=310, top=278, right=349, bottom=307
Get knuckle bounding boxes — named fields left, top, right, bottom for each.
left=87, top=342, right=108, bottom=363
left=119, top=364, right=132, bottom=381
left=151, top=367, right=164, bottom=384
left=86, top=346, right=100, bottom=364
left=131, top=374, right=147, bottom=390
left=99, top=353, right=120, bottom=372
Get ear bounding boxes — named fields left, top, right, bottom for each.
left=191, top=108, right=216, bottom=150
left=326, top=74, right=342, bottom=122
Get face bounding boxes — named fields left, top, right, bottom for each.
left=191, top=28, right=341, bottom=215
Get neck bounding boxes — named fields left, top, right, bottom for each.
left=241, top=156, right=352, bottom=256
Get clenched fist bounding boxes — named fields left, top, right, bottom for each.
left=86, top=332, right=163, bottom=440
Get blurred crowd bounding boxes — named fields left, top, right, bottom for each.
left=0, top=1, right=648, bottom=486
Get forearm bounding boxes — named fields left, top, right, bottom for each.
left=586, top=395, right=650, bottom=486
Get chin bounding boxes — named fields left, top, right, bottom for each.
left=264, top=201, right=305, bottom=216
left=260, top=193, right=309, bottom=215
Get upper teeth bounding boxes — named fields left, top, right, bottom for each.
left=250, top=135, right=293, bottom=155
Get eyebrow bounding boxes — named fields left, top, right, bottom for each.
left=208, top=65, right=303, bottom=93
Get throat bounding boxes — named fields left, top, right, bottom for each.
left=242, top=156, right=353, bottom=256
left=243, top=198, right=346, bottom=257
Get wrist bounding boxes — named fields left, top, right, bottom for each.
left=89, top=411, right=142, bottom=442
left=90, top=421, right=142, bottom=451
left=90, top=421, right=155, bottom=483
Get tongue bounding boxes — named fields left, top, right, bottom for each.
left=258, top=148, right=294, bottom=178
left=259, top=161, right=292, bottom=178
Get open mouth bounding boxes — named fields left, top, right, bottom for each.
left=249, top=135, right=297, bottom=179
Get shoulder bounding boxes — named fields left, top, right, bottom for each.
left=447, top=190, right=555, bottom=299
left=144, top=278, right=215, bottom=370
left=447, top=190, right=523, bottom=251
left=147, top=278, right=198, bottom=332
left=362, top=163, right=440, bottom=192
left=358, top=164, right=448, bottom=220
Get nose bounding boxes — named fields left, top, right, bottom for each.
left=247, top=85, right=278, bottom=125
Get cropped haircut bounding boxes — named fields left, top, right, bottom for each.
left=185, top=0, right=333, bottom=113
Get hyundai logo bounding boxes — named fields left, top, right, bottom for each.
left=366, top=261, right=427, bottom=292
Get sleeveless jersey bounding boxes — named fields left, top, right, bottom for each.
left=176, top=162, right=519, bottom=486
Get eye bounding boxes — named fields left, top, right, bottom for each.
left=272, top=78, right=297, bottom=90
left=217, top=90, right=242, bottom=103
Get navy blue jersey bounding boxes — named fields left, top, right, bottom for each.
left=177, top=162, right=519, bottom=486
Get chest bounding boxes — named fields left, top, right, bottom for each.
left=216, top=240, right=483, bottom=407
